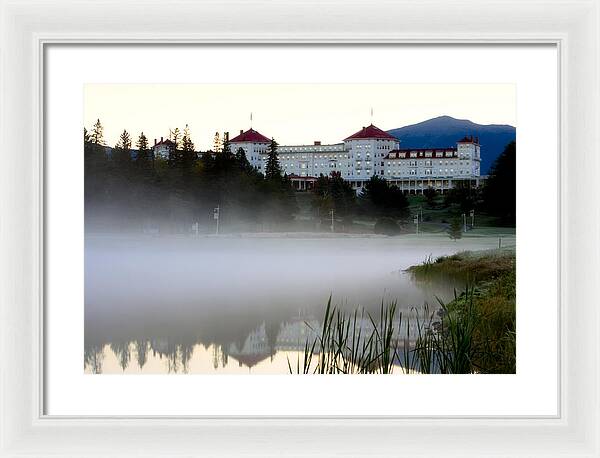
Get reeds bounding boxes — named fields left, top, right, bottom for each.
left=288, top=289, right=481, bottom=375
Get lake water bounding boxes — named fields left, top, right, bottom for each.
left=84, top=234, right=510, bottom=374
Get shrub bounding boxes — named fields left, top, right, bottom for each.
left=374, top=217, right=401, bottom=236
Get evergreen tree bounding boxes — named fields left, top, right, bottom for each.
left=360, top=175, right=408, bottom=217
left=423, top=186, right=438, bottom=208
left=169, top=127, right=181, bottom=149
left=84, top=123, right=110, bottom=226
left=213, top=132, right=222, bottom=153
left=265, top=138, right=281, bottom=180
left=200, top=150, right=215, bottom=171
left=482, top=141, right=516, bottom=225
left=90, top=119, right=104, bottom=145
left=448, top=218, right=462, bottom=241
left=112, top=129, right=133, bottom=176
left=170, top=123, right=196, bottom=184
left=117, top=129, right=132, bottom=150
left=235, top=147, right=252, bottom=171
left=221, top=137, right=232, bottom=157
left=180, top=124, right=196, bottom=163
left=136, top=132, right=149, bottom=155
left=135, top=132, right=152, bottom=170
left=444, top=180, right=479, bottom=213
left=313, top=171, right=356, bottom=224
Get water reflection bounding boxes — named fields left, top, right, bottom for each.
left=85, top=307, right=441, bottom=374
left=85, top=235, right=502, bottom=374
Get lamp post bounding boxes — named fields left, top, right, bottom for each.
left=330, top=209, right=334, bottom=233
left=214, top=206, right=220, bottom=235
left=462, top=213, right=466, bottom=233
left=414, top=214, right=419, bottom=235
left=470, top=209, right=475, bottom=229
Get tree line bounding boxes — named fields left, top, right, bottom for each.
left=84, top=118, right=516, bottom=234
left=84, top=119, right=296, bottom=233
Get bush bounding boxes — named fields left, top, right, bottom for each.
left=374, top=217, right=401, bottom=236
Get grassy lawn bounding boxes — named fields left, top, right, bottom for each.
left=293, top=190, right=516, bottom=236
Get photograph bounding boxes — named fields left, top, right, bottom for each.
left=83, top=83, right=517, bottom=375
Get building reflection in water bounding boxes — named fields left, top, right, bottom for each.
left=83, top=235, right=484, bottom=374
left=84, top=308, right=433, bottom=374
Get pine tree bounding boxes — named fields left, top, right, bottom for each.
left=169, top=127, right=181, bottom=149
left=213, top=132, right=222, bottom=153
left=423, top=186, right=438, bottom=208
left=136, top=131, right=148, bottom=151
left=221, top=136, right=232, bottom=159
left=113, top=129, right=132, bottom=167
left=200, top=150, right=214, bottom=171
left=180, top=124, right=196, bottom=169
left=90, top=119, right=104, bottom=145
left=482, top=141, right=516, bottom=225
left=265, top=138, right=281, bottom=180
left=360, top=175, right=408, bottom=217
left=136, top=132, right=150, bottom=164
left=117, top=129, right=131, bottom=150
left=235, top=147, right=252, bottom=171
left=84, top=127, right=90, bottom=143
left=448, top=218, right=462, bottom=241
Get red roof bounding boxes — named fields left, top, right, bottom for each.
left=344, top=124, right=397, bottom=141
left=230, top=353, right=271, bottom=368
left=229, top=128, right=271, bottom=143
left=457, top=135, right=479, bottom=144
left=154, top=138, right=175, bottom=147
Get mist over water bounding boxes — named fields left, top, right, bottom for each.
left=84, top=234, right=503, bottom=374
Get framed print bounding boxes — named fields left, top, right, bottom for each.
left=1, top=0, right=599, bottom=457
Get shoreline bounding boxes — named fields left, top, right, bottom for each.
left=85, top=231, right=516, bottom=241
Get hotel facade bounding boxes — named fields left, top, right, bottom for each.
left=228, top=123, right=482, bottom=193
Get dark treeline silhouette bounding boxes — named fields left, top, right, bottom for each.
left=311, top=173, right=411, bottom=231
left=482, top=141, right=516, bottom=225
left=441, top=140, right=516, bottom=225
left=84, top=120, right=297, bottom=233
left=84, top=120, right=516, bottom=233
left=360, top=175, right=410, bottom=217
left=312, top=171, right=357, bottom=229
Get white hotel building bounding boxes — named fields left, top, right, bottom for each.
left=227, top=123, right=482, bottom=193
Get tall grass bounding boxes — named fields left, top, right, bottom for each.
left=288, top=297, right=401, bottom=374
left=288, top=248, right=516, bottom=374
left=288, top=289, right=480, bottom=375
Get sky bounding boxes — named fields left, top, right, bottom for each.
left=84, top=84, right=516, bottom=151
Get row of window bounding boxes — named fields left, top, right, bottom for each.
left=391, top=159, right=472, bottom=167
left=279, top=154, right=348, bottom=160
left=386, top=169, right=475, bottom=176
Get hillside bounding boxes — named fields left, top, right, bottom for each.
left=387, top=115, right=516, bottom=174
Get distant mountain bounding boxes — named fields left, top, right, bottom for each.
left=387, top=115, right=516, bottom=174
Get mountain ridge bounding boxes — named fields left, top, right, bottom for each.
left=387, top=115, right=516, bottom=174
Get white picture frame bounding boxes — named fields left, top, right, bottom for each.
left=0, top=0, right=598, bottom=456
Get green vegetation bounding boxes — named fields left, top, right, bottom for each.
left=374, top=217, right=402, bottom=236
left=290, top=249, right=516, bottom=374
left=359, top=175, right=409, bottom=217
left=288, top=297, right=401, bottom=374
left=84, top=120, right=297, bottom=233
left=85, top=119, right=516, bottom=235
left=312, top=172, right=357, bottom=230
left=410, top=249, right=516, bottom=373
left=447, top=218, right=463, bottom=241
left=483, top=141, right=516, bottom=225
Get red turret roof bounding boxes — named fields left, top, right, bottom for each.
left=344, top=124, right=397, bottom=141
left=457, top=135, right=479, bottom=144
left=229, top=128, right=271, bottom=143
